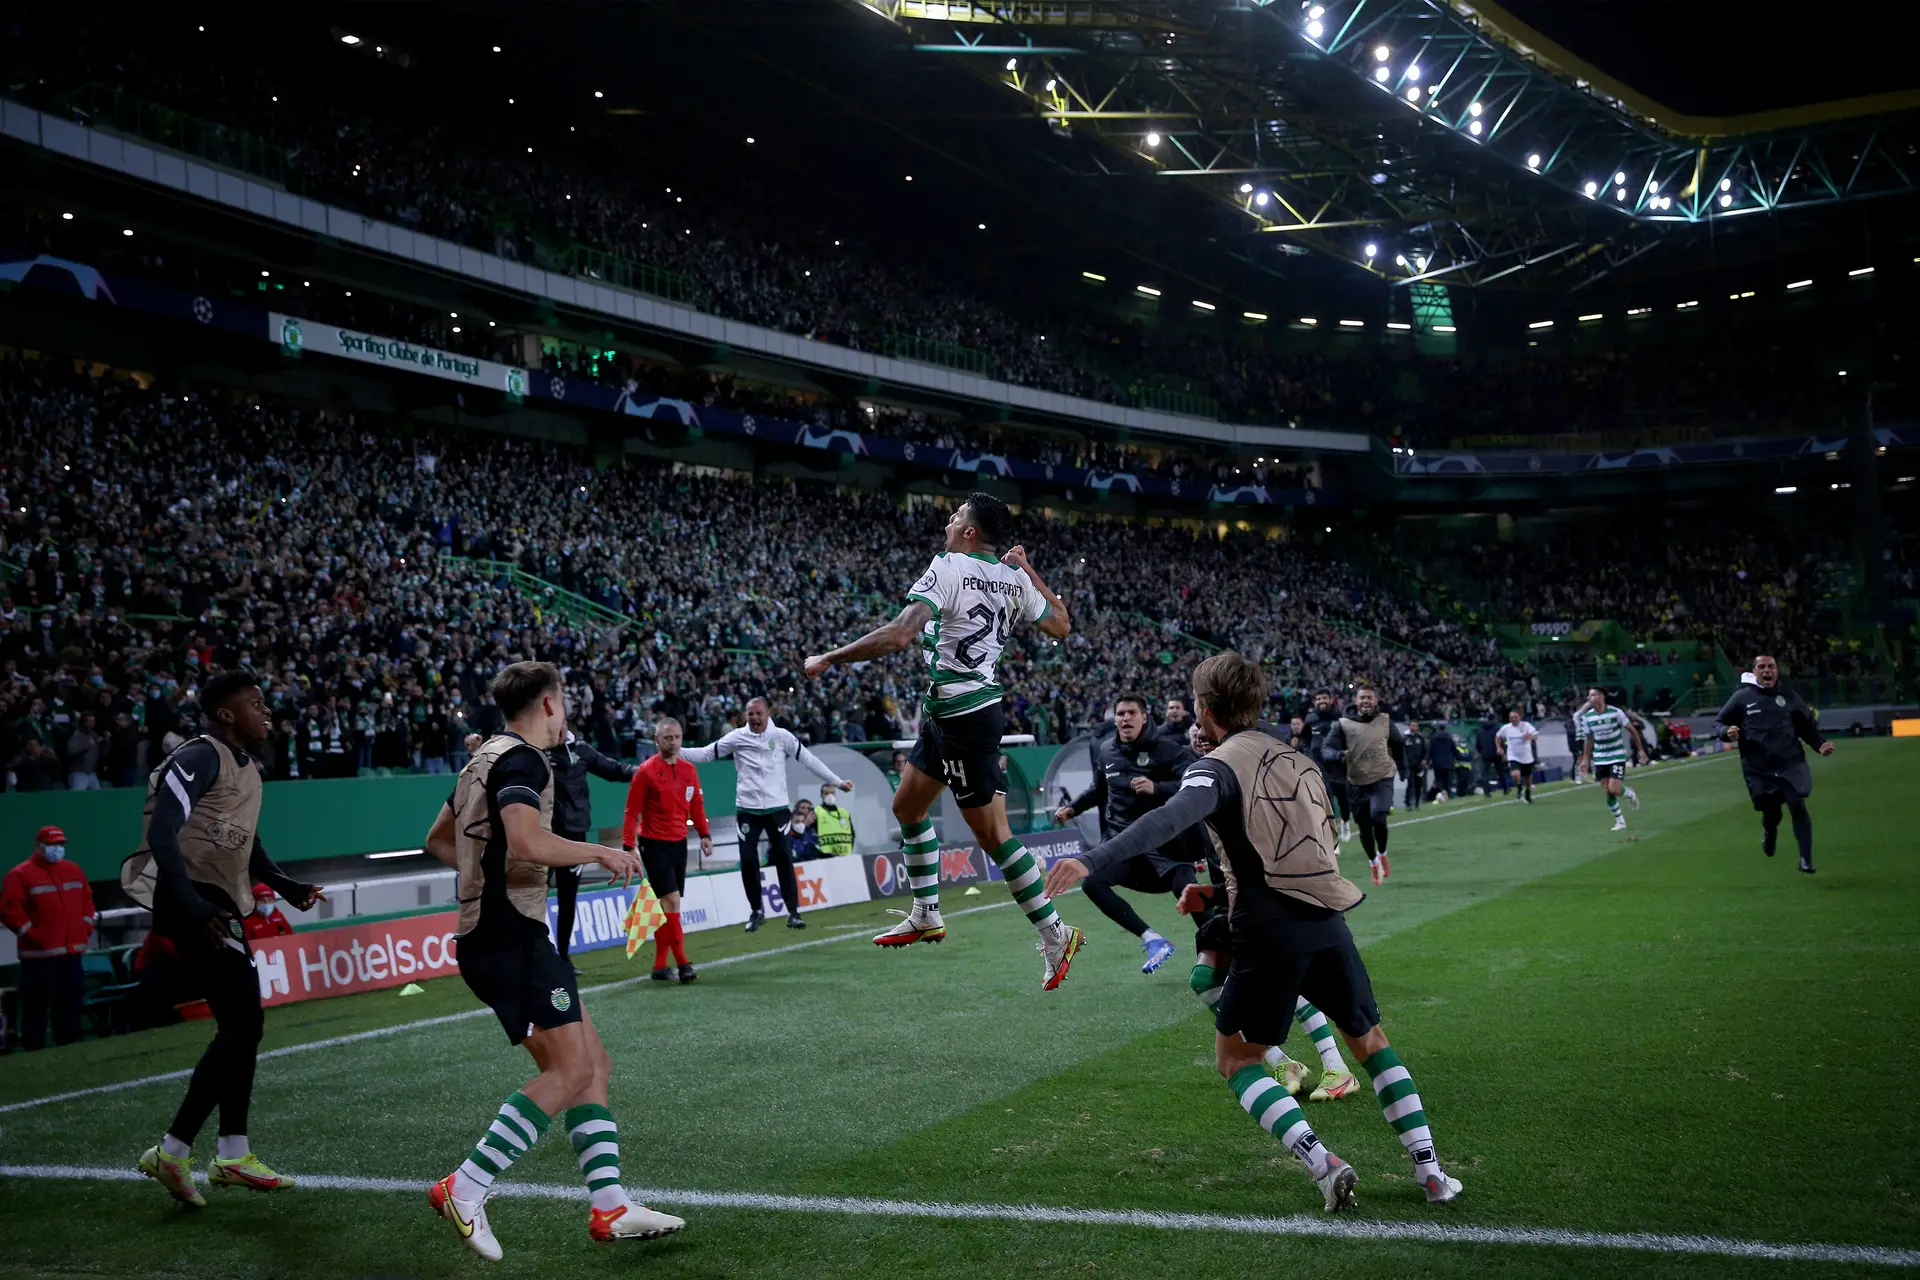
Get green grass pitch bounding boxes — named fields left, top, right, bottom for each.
left=2, top=741, right=1916, bottom=1278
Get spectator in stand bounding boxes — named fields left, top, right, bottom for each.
left=64, top=711, right=102, bottom=790
left=108, top=712, right=144, bottom=788
left=885, top=750, right=908, bottom=791
left=0, top=826, right=96, bottom=1049
left=242, top=883, right=294, bottom=941
left=8, top=737, right=60, bottom=792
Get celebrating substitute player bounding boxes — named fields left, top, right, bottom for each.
left=423, top=662, right=680, bottom=1259
left=1045, top=653, right=1460, bottom=1210
left=803, top=492, right=1084, bottom=989
left=1718, top=655, right=1833, bottom=874
left=1575, top=687, right=1644, bottom=831
left=125, top=672, right=323, bottom=1203
left=1317, top=686, right=1403, bottom=885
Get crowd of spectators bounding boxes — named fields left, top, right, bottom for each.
left=1, top=353, right=1552, bottom=790
left=14, top=19, right=1903, bottom=447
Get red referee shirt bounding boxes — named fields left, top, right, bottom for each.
left=622, top=753, right=711, bottom=846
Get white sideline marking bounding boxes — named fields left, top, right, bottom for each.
left=0, top=899, right=1018, bottom=1116
left=2, top=1163, right=1914, bottom=1269
left=1388, top=752, right=1732, bottom=830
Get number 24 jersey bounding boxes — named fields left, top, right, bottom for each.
left=906, top=552, right=1052, bottom=720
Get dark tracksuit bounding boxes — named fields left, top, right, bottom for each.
left=546, top=735, right=636, bottom=958
left=1401, top=731, right=1428, bottom=810
left=1305, top=707, right=1350, bottom=821
left=1065, top=723, right=1201, bottom=939
left=1717, top=681, right=1828, bottom=868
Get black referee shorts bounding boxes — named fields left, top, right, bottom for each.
left=637, top=836, right=689, bottom=897
left=1215, top=934, right=1380, bottom=1047
left=458, top=933, right=583, bottom=1046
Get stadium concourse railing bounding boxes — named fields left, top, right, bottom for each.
left=438, top=553, right=629, bottom=635
left=563, top=243, right=709, bottom=312
left=59, top=82, right=304, bottom=194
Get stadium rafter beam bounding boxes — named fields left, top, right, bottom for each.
left=848, top=0, right=1920, bottom=291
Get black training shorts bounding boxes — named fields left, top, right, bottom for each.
left=1745, top=760, right=1813, bottom=808
left=909, top=703, right=1006, bottom=809
left=1215, top=933, right=1380, bottom=1046
left=1351, top=777, right=1394, bottom=822
left=637, top=836, right=689, bottom=897
left=1589, top=760, right=1626, bottom=781
left=1510, top=760, right=1535, bottom=778
left=458, top=933, right=583, bottom=1046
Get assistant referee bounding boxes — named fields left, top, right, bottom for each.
left=622, top=718, right=711, bottom=981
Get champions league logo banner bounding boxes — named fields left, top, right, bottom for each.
left=1394, top=426, right=1917, bottom=476
left=0, top=253, right=269, bottom=339
left=533, top=372, right=1337, bottom=509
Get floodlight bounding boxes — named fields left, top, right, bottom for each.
left=1307, top=20, right=1323, bottom=38
left=1468, top=120, right=1482, bottom=136
left=1374, top=44, right=1390, bottom=60
left=1584, top=180, right=1597, bottom=196
left=1375, top=66, right=1390, bottom=81
left=1527, top=153, right=1541, bottom=169
left=1364, top=243, right=1378, bottom=257
left=1145, top=131, right=1161, bottom=147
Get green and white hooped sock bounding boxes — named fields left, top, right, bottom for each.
left=564, top=1103, right=632, bottom=1214
left=991, top=839, right=1062, bottom=933
left=1606, top=793, right=1623, bottom=820
left=1362, top=1047, right=1442, bottom=1177
left=1189, top=962, right=1224, bottom=1006
left=1293, top=998, right=1347, bottom=1074
left=901, top=820, right=941, bottom=913
left=452, top=1090, right=550, bottom=1201
left=1228, top=1065, right=1331, bottom=1176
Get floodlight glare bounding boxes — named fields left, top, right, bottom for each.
left=1395, top=254, right=1408, bottom=266
left=1145, top=131, right=1161, bottom=147
left=1719, top=193, right=1733, bottom=207
left=1616, top=187, right=1626, bottom=200
left=1407, top=64, right=1421, bottom=82
left=1364, top=243, right=1378, bottom=257
left=340, top=33, right=361, bottom=44
left=1375, top=66, right=1390, bottom=81
left=1614, top=171, right=1627, bottom=184
left=1254, top=191, right=1270, bottom=206
left=1406, top=86, right=1421, bottom=101
left=1005, top=57, right=1017, bottom=70
left=1647, top=180, right=1659, bottom=194
left=1374, top=44, right=1391, bottom=60
left=1240, top=182, right=1253, bottom=193
left=1309, top=4, right=1325, bottom=16
left=1468, top=120, right=1482, bottom=135
left=1720, top=177, right=1732, bottom=191
left=1307, top=20, right=1324, bottom=37
left=1584, top=180, right=1598, bottom=196
left=1527, top=153, right=1541, bottom=169
left=1046, top=78, right=1057, bottom=91
left=1468, top=101, right=1483, bottom=117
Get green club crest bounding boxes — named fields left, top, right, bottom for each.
left=550, top=987, right=571, bottom=1012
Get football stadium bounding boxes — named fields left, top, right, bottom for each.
left=1, top=4, right=1918, bottom=1276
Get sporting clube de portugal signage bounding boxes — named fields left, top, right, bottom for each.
left=271, top=313, right=529, bottom=396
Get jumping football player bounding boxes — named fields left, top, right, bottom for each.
left=803, top=492, right=1083, bottom=989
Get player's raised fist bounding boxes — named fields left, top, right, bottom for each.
left=803, top=654, right=833, bottom=679
left=1002, top=545, right=1031, bottom=571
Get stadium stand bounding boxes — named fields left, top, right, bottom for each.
left=12, top=18, right=1918, bottom=446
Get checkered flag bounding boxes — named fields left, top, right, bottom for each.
left=622, top=879, right=667, bottom=958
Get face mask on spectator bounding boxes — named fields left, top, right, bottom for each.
left=40, top=844, right=66, bottom=862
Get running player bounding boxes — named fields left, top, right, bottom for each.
left=1046, top=652, right=1461, bottom=1209
left=802, top=492, right=1083, bottom=989
left=1304, top=691, right=1354, bottom=841
left=124, top=672, right=323, bottom=1204
left=1494, top=708, right=1539, bottom=803
left=1575, top=687, right=1644, bottom=831
left=1718, top=654, right=1833, bottom=874
left=1318, top=686, right=1403, bottom=886
left=1184, top=722, right=1360, bottom=1102
left=422, top=662, right=681, bottom=1259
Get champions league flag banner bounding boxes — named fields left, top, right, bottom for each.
left=0, top=252, right=269, bottom=339
left=622, top=878, right=667, bottom=958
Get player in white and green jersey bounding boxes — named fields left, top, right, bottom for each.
left=1575, top=687, right=1645, bottom=831
left=803, top=492, right=1086, bottom=990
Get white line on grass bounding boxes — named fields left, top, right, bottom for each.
left=2, top=1163, right=1913, bottom=1269
left=1388, top=751, right=1733, bottom=830
left=0, top=899, right=1019, bottom=1116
